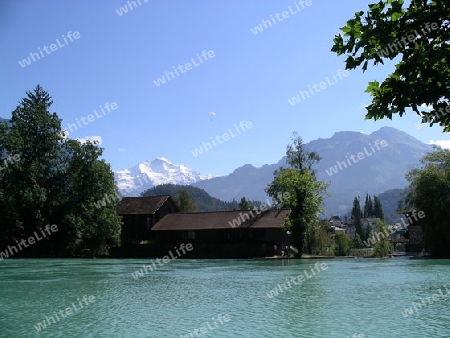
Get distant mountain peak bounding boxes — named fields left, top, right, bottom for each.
left=331, top=130, right=363, bottom=138
left=115, top=158, right=214, bottom=197
left=155, top=156, right=172, bottom=163
left=370, top=126, right=424, bottom=145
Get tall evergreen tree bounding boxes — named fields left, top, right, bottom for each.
left=351, top=197, right=365, bottom=241
left=373, top=196, right=384, bottom=220
left=0, top=85, right=63, bottom=252
left=0, top=85, right=121, bottom=256
left=363, top=194, right=374, bottom=218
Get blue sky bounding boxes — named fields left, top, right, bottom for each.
left=1, top=0, right=448, bottom=176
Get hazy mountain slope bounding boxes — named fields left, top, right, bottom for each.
left=378, top=188, right=405, bottom=224
left=194, top=127, right=432, bottom=215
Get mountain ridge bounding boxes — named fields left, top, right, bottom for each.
left=115, top=127, right=433, bottom=214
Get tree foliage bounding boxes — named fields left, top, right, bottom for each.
left=141, top=184, right=260, bottom=211
left=0, top=85, right=121, bottom=256
left=335, top=231, right=351, bottom=256
left=331, top=0, right=450, bottom=131
left=175, top=188, right=197, bottom=212
left=363, top=194, right=374, bottom=217
left=352, top=233, right=364, bottom=249
left=308, top=220, right=335, bottom=256
left=404, top=147, right=450, bottom=257
left=285, top=131, right=322, bottom=174
left=373, top=195, right=384, bottom=220
left=238, top=197, right=251, bottom=210
left=372, top=219, right=393, bottom=257
left=363, top=194, right=384, bottom=220
left=266, top=133, right=329, bottom=256
left=351, top=197, right=365, bottom=241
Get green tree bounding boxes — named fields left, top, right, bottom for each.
left=373, top=195, right=384, bottom=220
left=238, top=197, right=251, bottom=210
left=0, top=86, right=121, bottom=256
left=351, top=233, right=364, bottom=249
left=404, top=147, right=450, bottom=257
left=335, top=231, right=351, bottom=256
left=351, top=197, right=365, bottom=241
left=285, top=131, right=322, bottom=174
left=372, top=219, right=393, bottom=257
left=364, top=223, right=372, bottom=244
left=309, top=220, right=335, bottom=256
left=175, top=188, right=197, bottom=212
left=363, top=194, right=374, bottom=217
left=266, top=133, right=329, bottom=256
left=331, top=0, right=450, bottom=131
left=0, top=85, right=64, bottom=253
left=56, top=140, right=121, bottom=255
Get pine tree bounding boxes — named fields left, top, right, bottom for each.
left=0, top=85, right=121, bottom=256
left=175, top=188, right=196, bottom=212
left=352, top=197, right=365, bottom=241
left=363, top=194, right=374, bottom=217
left=0, top=85, right=63, bottom=250
left=373, top=196, right=384, bottom=220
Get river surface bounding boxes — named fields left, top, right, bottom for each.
left=0, top=258, right=449, bottom=337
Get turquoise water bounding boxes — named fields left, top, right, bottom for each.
left=1, top=258, right=449, bottom=337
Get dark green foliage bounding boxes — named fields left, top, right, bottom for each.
left=0, top=85, right=121, bottom=257
left=308, top=220, right=335, bottom=256
left=332, top=0, right=450, bottom=131
left=351, top=197, right=366, bottom=241
left=363, top=194, right=384, bottom=220
left=352, top=233, right=364, bottom=249
left=363, top=194, right=374, bottom=217
left=238, top=197, right=252, bottom=210
left=55, top=140, right=121, bottom=255
left=404, top=147, right=450, bottom=257
left=373, top=195, right=384, bottom=220
left=174, top=188, right=197, bottom=212
left=335, top=231, right=351, bottom=256
left=141, top=184, right=260, bottom=212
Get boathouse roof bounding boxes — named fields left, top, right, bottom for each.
left=151, top=209, right=291, bottom=231
left=117, top=195, right=179, bottom=215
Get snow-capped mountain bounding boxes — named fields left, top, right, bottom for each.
left=115, top=157, right=214, bottom=196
